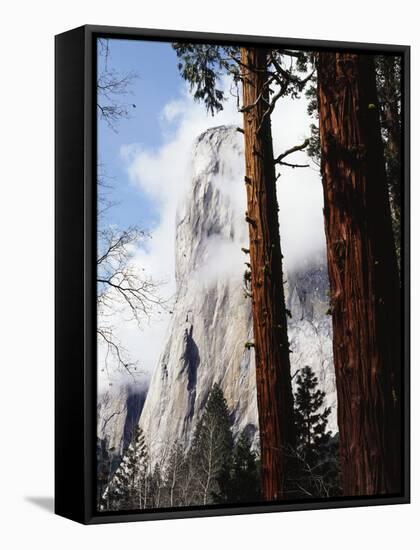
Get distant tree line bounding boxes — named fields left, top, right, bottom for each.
left=99, top=384, right=260, bottom=510
left=98, top=367, right=339, bottom=511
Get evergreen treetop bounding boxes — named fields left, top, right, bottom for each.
left=102, top=425, right=149, bottom=511
left=173, top=43, right=313, bottom=116
left=294, top=365, right=332, bottom=449
left=290, top=365, right=340, bottom=498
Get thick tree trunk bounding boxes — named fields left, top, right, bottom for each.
left=240, top=47, right=295, bottom=500
left=317, top=53, right=401, bottom=495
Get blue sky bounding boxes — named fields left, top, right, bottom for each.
left=96, top=37, right=243, bottom=386
left=97, top=38, right=183, bottom=230
left=96, top=38, right=325, bottom=386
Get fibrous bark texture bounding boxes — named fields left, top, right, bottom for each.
left=240, top=47, right=295, bottom=500
left=317, top=52, right=401, bottom=495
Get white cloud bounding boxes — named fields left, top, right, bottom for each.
left=98, top=82, right=241, bottom=391
left=270, top=92, right=326, bottom=272
left=124, top=81, right=242, bottom=290
left=160, top=99, right=187, bottom=124
left=98, top=78, right=327, bottom=390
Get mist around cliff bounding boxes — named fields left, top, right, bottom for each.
left=99, top=78, right=326, bottom=391
left=96, top=50, right=339, bottom=513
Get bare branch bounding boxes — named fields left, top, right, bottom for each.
left=97, top=327, right=137, bottom=378
left=97, top=38, right=138, bottom=130
left=239, top=89, right=269, bottom=113
left=97, top=225, right=169, bottom=377
left=97, top=226, right=168, bottom=323
left=277, top=161, right=310, bottom=169
left=270, top=56, right=314, bottom=91
left=256, top=76, right=289, bottom=133
left=274, top=139, right=310, bottom=165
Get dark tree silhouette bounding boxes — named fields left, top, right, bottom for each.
left=216, top=430, right=261, bottom=503
left=290, top=366, right=340, bottom=498
left=294, top=366, right=331, bottom=449
left=376, top=54, right=402, bottom=265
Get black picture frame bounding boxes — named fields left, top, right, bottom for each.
left=55, top=24, right=410, bottom=525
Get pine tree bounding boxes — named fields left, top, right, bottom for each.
left=294, top=366, right=331, bottom=450
left=104, top=426, right=149, bottom=511
left=97, top=439, right=115, bottom=510
left=189, top=384, right=233, bottom=505
left=232, top=431, right=261, bottom=502
left=216, top=430, right=261, bottom=503
left=291, top=366, right=340, bottom=498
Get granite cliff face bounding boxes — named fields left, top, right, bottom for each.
left=97, top=384, right=147, bottom=461
left=287, top=258, right=337, bottom=430
left=139, top=126, right=258, bottom=459
left=138, top=125, right=337, bottom=463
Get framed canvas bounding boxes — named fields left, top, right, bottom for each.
left=55, top=25, right=410, bottom=525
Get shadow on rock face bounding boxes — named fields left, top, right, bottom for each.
left=180, top=324, right=200, bottom=422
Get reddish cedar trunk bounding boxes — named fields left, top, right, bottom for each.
left=240, top=47, right=295, bottom=500
left=317, top=53, right=401, bottom=495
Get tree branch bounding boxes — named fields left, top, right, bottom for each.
left=274, top=139, right=310, bottom=165
left=277, top=161, right=310, bottom=169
